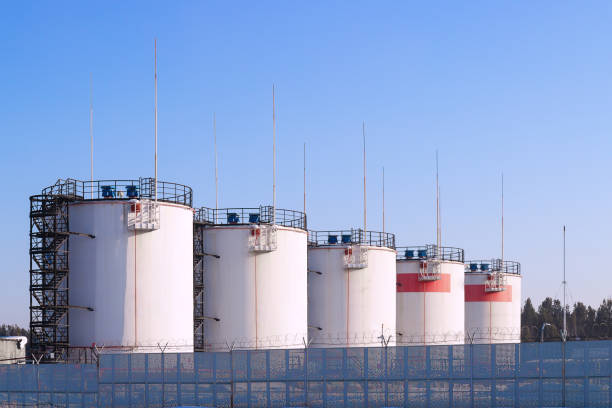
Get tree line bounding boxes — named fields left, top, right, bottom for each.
left=522, top=297, right=612, bottom=342
left=0, top=324, right=28, bottom=337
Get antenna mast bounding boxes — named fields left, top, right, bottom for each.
left=501, top=173, right=504, bottom=268
left=436, top=151, right=440, bottom=257
left=363, top=122, right=367, bottom=238
left=303, top=142, right=306, bottom=215
left=272, top=84, right=276, bottom=224
left=154, top=38, right=158, bottom=202
left=89, top=73, right=93, bottom=195
left=382, top=167, right=385, bottom=234
left=214, top=112, right=218, bottom=211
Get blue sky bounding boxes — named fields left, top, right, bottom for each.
left=2, top=2, right=612, bottom=326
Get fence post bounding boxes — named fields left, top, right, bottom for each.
left=128, top=354, right=133, bottom=408
left=562, top=341, right=566, bottom=408
left=302, top=338, right=309, bottom=407
left=449, top=345, right=453, bottom=408
left=470, top=342, right=474, bottom=408
left=157, top=342, right=168, bottom=407
left=426, top=345, right=431, bottom=408
left=228, top=342, right=235, bottom=408
left=609, top=341, right=612, bottom=408
left=266, top=350, right=271, bottom=407
left=538, top=342, right=543, bottom=407
left=491, top=344, right=496, bottom=408
left=514, top=343, right=519, bottom=408
left=364, top=348, right=369, bottom=406
left=384, top=345, right=389, bottom=407
left=144, top=353, right=149, bottom=407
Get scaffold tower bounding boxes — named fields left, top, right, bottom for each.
left=193, top=219, right=206, bottom=351
left=29, top=194, right=74, bottom=362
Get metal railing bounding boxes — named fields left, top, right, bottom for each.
left=465, top=259, right=521, bottom=274
left=41, top=178, right=192, bottom=207
left=308, top=229, right=396, bottom=249
left=396, top=244, right=464, bottom=262
left=194, top=206, right=306, bottom=230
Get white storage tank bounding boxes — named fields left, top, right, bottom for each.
left=65, top=178, right=194, bottom=353
left=199, top=206, right=308, bottom=351
left=307, top=229, right=396, bottom=347
left=396, top=245, right=465, bottom=345
left=464, top=260, right=522, bottom=344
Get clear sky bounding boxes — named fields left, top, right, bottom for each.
left=2, top=2, right=612, bottom=327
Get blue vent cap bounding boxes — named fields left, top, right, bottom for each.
left=404, top=250, right=415, bottom=259
left=418, top=249, right=428, bottom=258
left=328, top=235, right=338, bottom=245
left=341, top=234, right=352, bottom=244
left=101, top=185, right=115, bottom=198
left=249, top=213, right=260, bottom=223
left=469, top=263, right=479, bottom=272
left=126, top=185, right=138, bottom=198
left=227, top=213, right=240, bottom=224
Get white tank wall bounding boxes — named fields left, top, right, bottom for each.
left=203, top=226, right=307, bottom=351
left=465, top=273, right=522, bottom=344
left=396, top=261, right=465, bottom=345
left=308, top=246, right=396, bottom=348
left=68, top=201, right=194, bottom=352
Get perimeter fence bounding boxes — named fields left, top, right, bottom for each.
left=1, top=341, right=612, bottom=407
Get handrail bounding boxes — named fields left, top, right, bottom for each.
left=194, top=206, right=306, bottom=230
left=308, top=229, right=395, bottom=249
left=41, top=178, right=193, bottom=207
left=396, top=245, right=464, bottom=262
left=465, top=259, right=521, bottom=275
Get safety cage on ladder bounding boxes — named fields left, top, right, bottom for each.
left=248, top=224, right=278, bottom=252
left=127, top=199, right=160, bottom=231
left=418, top=259, right=442, bottom=281
left=344, top=245, right=368, bottom=269
left=484, top=259, right=507, bottom=292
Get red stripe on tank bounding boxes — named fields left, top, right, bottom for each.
left=464, top=285, right=513, bottom=302
left=396, top=273, right=451, bottom=293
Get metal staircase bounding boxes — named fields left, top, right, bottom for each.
left=29, top=194, right=74, bottom=362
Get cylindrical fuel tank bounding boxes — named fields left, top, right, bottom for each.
left=396, top=245, right=465, bottom=345
left=307, top=229, right=396, bottom=347
left=199, top=207, right=308, bottom=351
left=67, top=179, right=194, bottom=353
left=464, top=260, right=522, bottom=344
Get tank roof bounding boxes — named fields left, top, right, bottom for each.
left=39, top=177, right=192, bottom=207
left=397, top=245, right=464, bottom=262
left=194, top=206, right=307, bottom=230
left=308, top=228, right=395, bottom=249
left=465, top=259, right=521, bottom=275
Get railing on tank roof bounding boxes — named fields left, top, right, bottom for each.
left=396, top=245, right=464, bottom=262
left=41, top=178, right=192, bottom=207
left=465, top=259, right=521, bottom=275
left=308, top=229, right=395, bottom=249
left=194, top=206, right=307, bottom=230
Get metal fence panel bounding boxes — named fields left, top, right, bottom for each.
left=2, top=341, right=612, bottom=406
